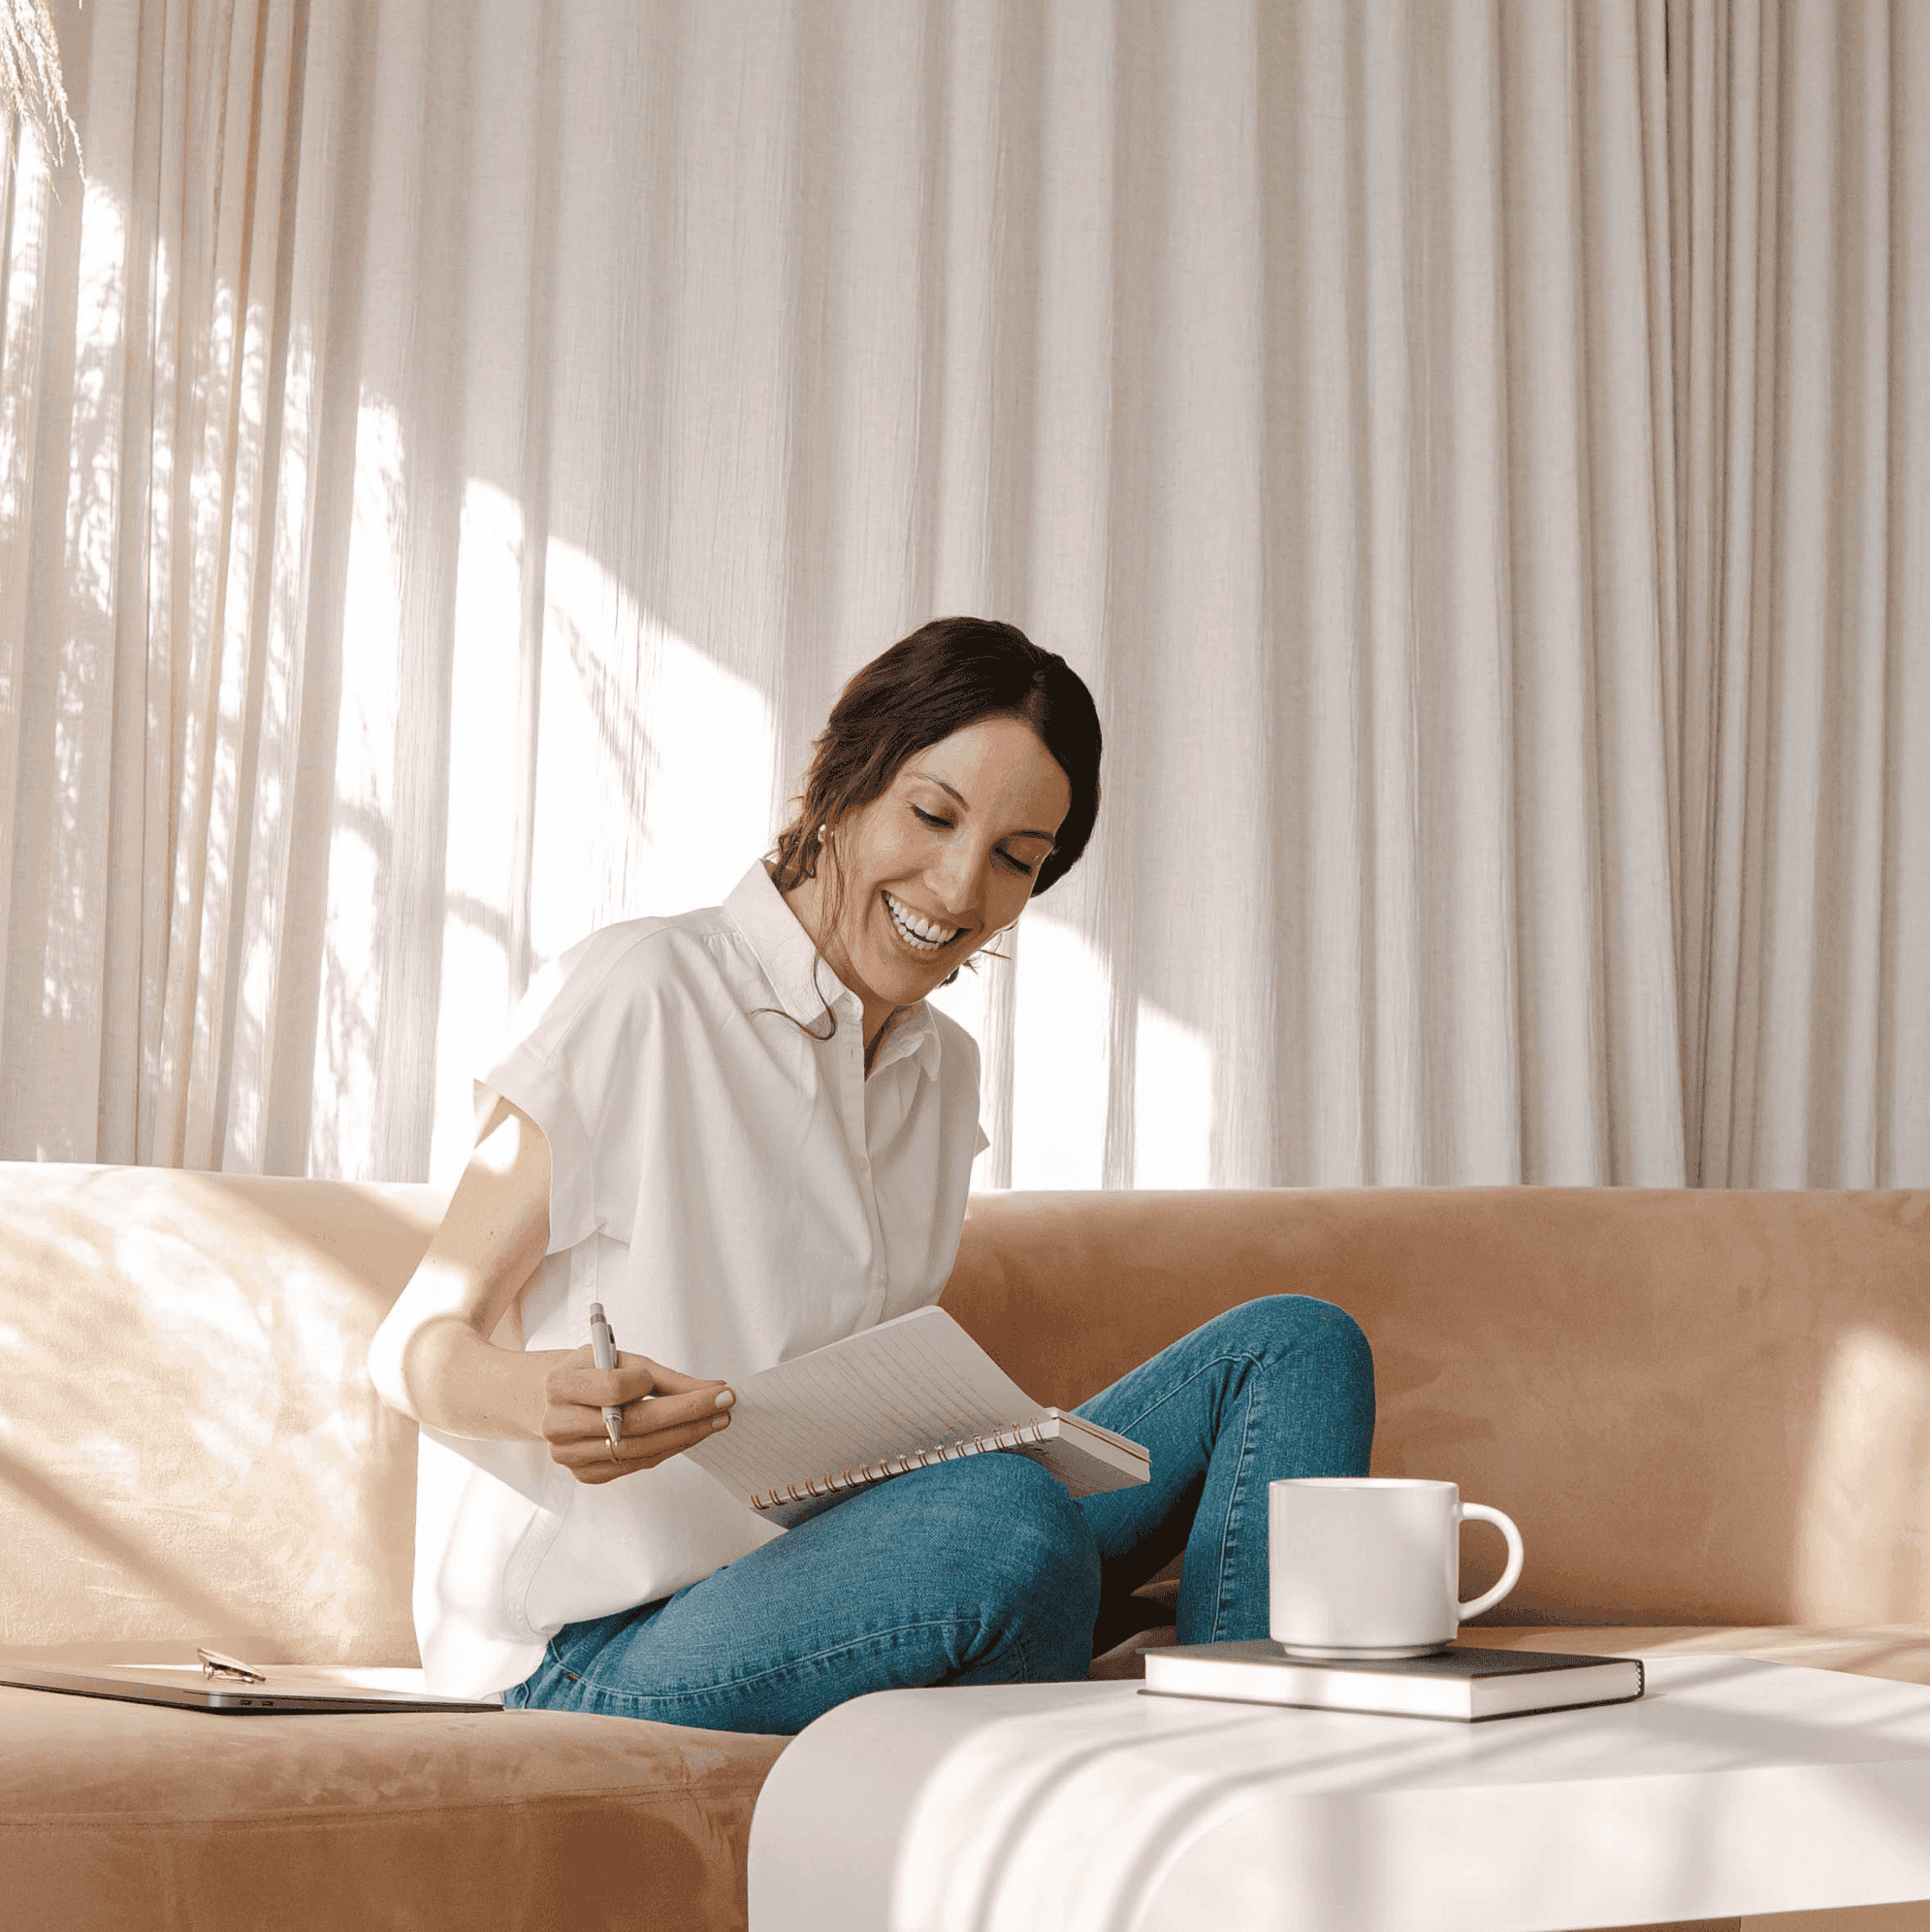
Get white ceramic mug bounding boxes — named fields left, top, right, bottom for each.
left=1268, top=1477, right=1527, bottom=1658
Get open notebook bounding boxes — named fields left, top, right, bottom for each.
left=682, top=1305, right=1149, bottom=1528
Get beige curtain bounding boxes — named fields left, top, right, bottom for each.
left=1667, top=1, right=1929, bottom=1188
left=1, top=0, right=1923, bottom=1190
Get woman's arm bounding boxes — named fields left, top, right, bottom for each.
left=367, top=1093, right=732, bottom=1481
left=367, top=1093, right=557, bottom=1437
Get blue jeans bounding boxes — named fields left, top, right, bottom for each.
left=503, top=1295, right=1373, bottom=1734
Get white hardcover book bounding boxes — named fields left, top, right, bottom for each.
left=1141, top=1641, right=1645, bottom=1722
left=682, top=1304, right=1150, bottom=1529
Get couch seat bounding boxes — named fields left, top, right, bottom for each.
left=10, top=1627, right=1929, bottom=1932
left=0, top=1680, right=787, bottom=1932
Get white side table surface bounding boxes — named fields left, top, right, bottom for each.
left=748, top=1656, right=1930, bottom=1932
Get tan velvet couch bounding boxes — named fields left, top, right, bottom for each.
left=3, top=1162, right=1927, bottom=1932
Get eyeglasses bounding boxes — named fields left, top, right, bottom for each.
left=197, top=1647, right=267, bottom=1685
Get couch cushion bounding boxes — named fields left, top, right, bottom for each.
left=946, top=1187, right=1930, bottom=1629
left=12, top=1166, right=1930, bottom=1662
left=0, top=1163, right=443, bottom=1661
left=0, top=1684, right=787, bottom=1932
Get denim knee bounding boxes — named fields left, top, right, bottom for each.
left=1214, top=1293, right=1372, bottom=1381
left=904, top=1452, right=1102, bottom=1668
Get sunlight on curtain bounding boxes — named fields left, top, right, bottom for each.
left=228, top=316, right=323, bottom=1176
left=430, top=478, right=526, bottom=1188
left=311, top=390, right=407, bottom=1182
left=0, top=0, right=1924, bottom=1190
left=0, top=125, right=48, bottom=1085
left=65, top=176, right=124, bottom=630
left=1009, top=918, right=1112, bottom=1191
left=18, top=154, right=131, bottom=1152
left=180, top=222, right=274, bottom=1175
left=221, top=310, right=317, bottom=1172
left=531, top=536, right=778, bottom=965
left=1135, top=1003, right=1213, bottom=1192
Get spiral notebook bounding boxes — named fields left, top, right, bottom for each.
left=682, top=1305, right=1150, bottom=1528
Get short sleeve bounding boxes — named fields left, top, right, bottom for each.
left=478, top=925, right=661, bottom=1256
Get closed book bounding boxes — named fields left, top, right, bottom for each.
left=683, top=1305, right=1150, bottom=1529
left=1140, top=1642, right=1645, bottom=1722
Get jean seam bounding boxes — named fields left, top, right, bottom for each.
left=1091, top=1347, right=1274, bottom=1645
left=1208, top=1378, right=1262, bottom=1643
left=1095, top=1347, right=1277, bottom=1644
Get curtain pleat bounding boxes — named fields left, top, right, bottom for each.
left=1670, top=0, right=1930, bottom=1186
left=1, top=0, right=1922, bottom=1188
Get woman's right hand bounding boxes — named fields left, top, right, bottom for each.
left=541, top=1347, right=735, bottom=1485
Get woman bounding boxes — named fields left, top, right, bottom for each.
left=370, top=617, right=1373, bottom=1729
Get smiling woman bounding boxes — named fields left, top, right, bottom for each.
left=788, top=723, right=1067, bottom=1064
left=366, top=615, right=1376, bottom=1728
left=767, top=618, right=1099, bottom=1070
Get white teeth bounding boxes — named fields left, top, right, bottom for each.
left=884, top=891, right=958, bottom=950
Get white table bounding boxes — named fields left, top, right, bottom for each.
left=747, top=1656, right=1930, bottom=1932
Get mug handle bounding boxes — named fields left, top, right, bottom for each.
left=1457, top=1502, right=1526, bottom=1622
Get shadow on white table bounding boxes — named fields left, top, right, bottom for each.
left=749, top=1657, right=1930, bottom=1932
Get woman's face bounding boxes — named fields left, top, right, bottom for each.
left=808, top=716, right=1073, bottom=1035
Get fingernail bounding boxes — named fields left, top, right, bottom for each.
left=714, top=1390, right=734, bottom=1408
left=711, top=1413, right=730, bottom=1430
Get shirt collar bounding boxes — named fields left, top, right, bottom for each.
left=870, top=1000, right=942, bottom=1081
left=724, top=861, right=942, bottom=1083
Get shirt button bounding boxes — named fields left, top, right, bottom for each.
left=871, top=1269, right=886, bottom=1285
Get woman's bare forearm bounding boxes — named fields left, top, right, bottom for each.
left=369, top=1097, right=733, bottom=1478
left=368, top=1096, right=556, bottom=1437
left=377, top=1302, right=567, bottom=1438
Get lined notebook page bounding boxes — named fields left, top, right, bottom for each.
left=682, top=1306, right=1044, bottom=1504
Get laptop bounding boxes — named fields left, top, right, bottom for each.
left=0, top=1657, right=502, bottom=1714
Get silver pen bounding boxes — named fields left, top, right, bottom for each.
left=589, top=1302, right=623, bottom=1454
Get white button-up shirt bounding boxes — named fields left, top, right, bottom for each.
left=413, top=861, right=987, bottom=1696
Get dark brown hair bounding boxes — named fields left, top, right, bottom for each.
left=770, top=616, right=1103, bottom=900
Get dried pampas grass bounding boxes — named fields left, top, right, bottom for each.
left=3, top=0, right=81, bottom=171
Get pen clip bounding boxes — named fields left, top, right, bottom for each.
left=198, top=1647, right=267, bottom=1685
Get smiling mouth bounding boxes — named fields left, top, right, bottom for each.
left=883, top=889, right=963, bottom=952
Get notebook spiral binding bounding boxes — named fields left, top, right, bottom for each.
left=749, top=1418, right=1049, bottom=1513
